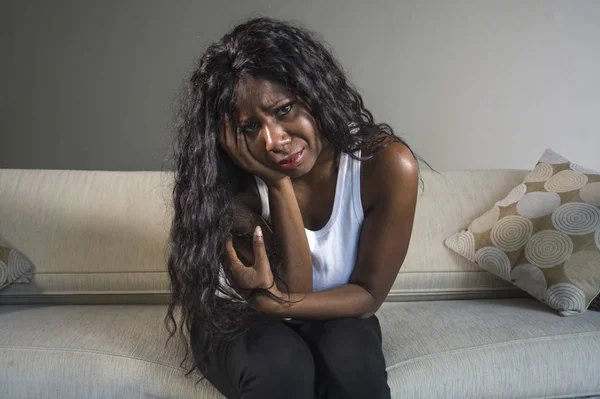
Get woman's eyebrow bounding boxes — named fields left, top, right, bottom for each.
left=239, top=96, right=294, bottom=124
left=261, top=97, right=291, bottom=111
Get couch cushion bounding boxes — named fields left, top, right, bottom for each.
left=0, top=304, right=218, bottom=399
left=1, top=299, right=599, bottom=398
left=379, top=299, right=600, bottom=398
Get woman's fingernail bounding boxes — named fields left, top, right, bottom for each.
left=255, top=226, right=263, bottom=237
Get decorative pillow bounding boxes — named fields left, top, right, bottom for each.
left=445, top=149, right=600, bottom=316
left=0, top=239, right=36, bottom=291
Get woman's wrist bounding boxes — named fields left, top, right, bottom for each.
left=253, top=285, right=285, bottom=315
left=264, top=175, right=292, bottom=192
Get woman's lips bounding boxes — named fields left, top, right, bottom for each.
left=278, top=149, right=304, bottom=170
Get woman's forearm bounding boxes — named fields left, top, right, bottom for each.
left=267, top=177, right=313, bottom=293
left=254, top=283, right=377, bottom=319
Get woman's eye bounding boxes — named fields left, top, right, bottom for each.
left=242, top=123, right=260, bottom=133
left=276, top=104, right=293, bottom=117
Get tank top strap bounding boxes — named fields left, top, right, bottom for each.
left=350, top=149, right=364, bottom=221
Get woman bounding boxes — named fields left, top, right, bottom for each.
left=166, top=17, right=420, bottom=399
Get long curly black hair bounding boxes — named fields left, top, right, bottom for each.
left=165, top=16, right=424, bottom=379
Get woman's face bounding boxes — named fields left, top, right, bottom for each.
left=232, top=77, right=330, bottom=178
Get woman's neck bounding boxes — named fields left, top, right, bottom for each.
left=292, top=142, right=339, bottom=191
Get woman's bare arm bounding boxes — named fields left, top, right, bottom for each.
left=254, top=142, right=419, bottom=319
left=265, top=178, right=313, bottom=293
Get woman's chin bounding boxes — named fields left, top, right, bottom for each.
left=286, top=158, right=316, bottom=179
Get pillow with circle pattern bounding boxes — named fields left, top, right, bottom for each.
left=445, top=149, right=600, bottom=316
left=0, top=239, right=36, bottom=291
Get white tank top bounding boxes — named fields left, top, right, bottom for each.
left=255, top=149, right=364, bottom=292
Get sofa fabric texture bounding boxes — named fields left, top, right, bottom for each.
left=1, top=299, right=599, bottom=399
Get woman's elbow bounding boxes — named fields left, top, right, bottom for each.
left=357, top=289, right=381, bottom=319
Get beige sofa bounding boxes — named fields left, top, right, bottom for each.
left=1, top=168, right=599, bottom=399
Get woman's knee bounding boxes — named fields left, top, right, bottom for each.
left=315, top=317, right=383, bottom=358
left=313, top=317, right=387, bottom=378
left=311, top=317, right=390, bottom=398
left=235, top=323, right=316, bottom=397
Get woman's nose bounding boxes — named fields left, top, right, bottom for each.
left=262, top=123, right=291, bottom=152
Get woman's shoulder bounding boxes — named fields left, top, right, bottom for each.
left=360, top=133, right=419, bottom=213
left=362, top=134, right=418, bottom=172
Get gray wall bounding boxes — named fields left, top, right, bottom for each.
left=2, top=0, right=599, bottom=171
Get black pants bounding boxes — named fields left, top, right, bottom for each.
left=195, top=315, right=391, bottom=399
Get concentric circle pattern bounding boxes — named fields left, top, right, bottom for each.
left=446, top=149, right=600, bottom=316
left=551, top=202, right=600, bottom=235
left=444, top=231, right=476, bottom=262
left=543, top=283, right=586, bottom=315
left=8, top=250, right=31, bottom=281
left=475, top=246, right=512, bottom=281
left=496, top=184, right=527, bottom=207
left=544, top=170, right=588, bottom=193
left=490, top=216, right=533, bottom=252
left=0, top=260, right=8, bottom=287
left=525, top=163, right=554, bottom=182
left=525, top=230, right=573, bottom=268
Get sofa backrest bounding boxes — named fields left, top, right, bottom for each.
left=0, top=168, right=529, bottom=304
left=397, top=169, right=529, bottom=301
left=0, top=169, right=173, bottom=304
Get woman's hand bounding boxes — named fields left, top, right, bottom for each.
left=218, top=117, right=288, bottom=186
left=224, top=226, right=280, bottom=297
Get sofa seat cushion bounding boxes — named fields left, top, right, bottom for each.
left=1, top=299, right=599, bottom=399
left=379, top=299, right=600, bottom=398
left=0, top=304, right=218, bottom=399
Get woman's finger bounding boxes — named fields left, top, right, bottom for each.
left=225, top=235, right=243, bottom=269
left=226, top=235, right=261, bottom=292
left=237, top=131, right=264, bottom=174
left=237, top=128, right=252, bottom=158
left=252, top=226, right=269, bottom=270
left=236, top=128, right=252, bottom=166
